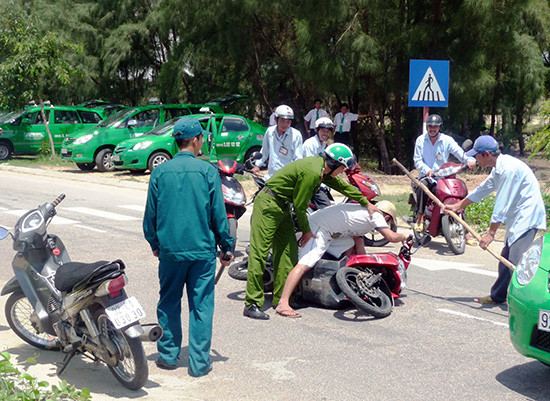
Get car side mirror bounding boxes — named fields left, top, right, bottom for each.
left=21, top=118, right=30, bottom=125
left=128, top=119, right=138, bottom=128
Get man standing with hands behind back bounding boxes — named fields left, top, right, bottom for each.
left=143, top=117, right=234, bottom=376
left=445, top=135, right=546, bottom=304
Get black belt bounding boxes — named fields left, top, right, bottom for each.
left=261, top=187, right=286, bottom=203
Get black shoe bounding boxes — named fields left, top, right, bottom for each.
left=156, top=359, right=177, bottom=370
left=243, top=304, right=270, bottom=320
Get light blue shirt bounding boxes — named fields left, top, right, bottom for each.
left=299, top=135, right=326, bottom=158
left=414, top=132, right=475, bottom=178
left=255, top=125, right=303, bottom=180
left=467, top=154, right=547, bottom=245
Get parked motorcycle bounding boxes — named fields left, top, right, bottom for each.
left=214, top=158, right=247, bottom=250
left=0, top=194, right=162, bottom=390
left=406, top=162, right=469, bottom=255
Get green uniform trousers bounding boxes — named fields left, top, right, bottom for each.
left=245, top=190, right=298, bottom=307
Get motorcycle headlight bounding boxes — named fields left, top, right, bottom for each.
left=132, top=141, right=152, bottom=151
left=516, top=236, right=543, bottom=286
left=73, top=134, right=94, bottom=145
left=223, top=187, right=246, bottom=205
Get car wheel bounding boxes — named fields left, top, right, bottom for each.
left=244, top=147, right=261, bottom=170
left=95, top=148, right=115, bottom=172
left=147, top=151, right=171, bottom=172
left=0, top=141, right=13, bottom=160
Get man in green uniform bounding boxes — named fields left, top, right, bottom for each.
left=143, top=117, right=234, bottom=376
left=244, top=143, right=378, bottom=319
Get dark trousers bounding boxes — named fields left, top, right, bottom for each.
left=311, top=186, right=332, bottom=209
left=490, top=229, right=537, bottom=302
left=334, top=131, right=351, bottom=146
left=415, top=177, right=437, bottom=216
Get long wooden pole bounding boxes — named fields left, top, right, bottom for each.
left=392, top=158, right=515, bottom=271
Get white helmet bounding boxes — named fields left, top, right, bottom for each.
left=274, top=105, right=294, bottom=120
left=315, top=117, right=334, bottom=131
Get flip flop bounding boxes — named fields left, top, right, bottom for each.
left=466, top=238, right=479, bottom=246
left=276, top=308, right=301, bottom=318
left=474, top=296, right=502, bottom=304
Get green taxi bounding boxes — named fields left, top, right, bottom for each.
left=61, top=103, right=221, bottom=171
left=508, top=233, right=550, bottom=366
left=113, top=114, right=265, bottom=173
left=0, top=105, right=104, bottom=160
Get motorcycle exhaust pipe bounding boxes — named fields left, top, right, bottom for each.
left=139, top=323, right=163, bottom=342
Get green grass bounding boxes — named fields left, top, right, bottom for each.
left=377, top=193, right=411, bottom=225
left=0, top=154, right=74, bottom=168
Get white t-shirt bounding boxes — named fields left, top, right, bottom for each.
left=333, top=112, right=359, bottom=132
left=299, top=135, right=326, bottom=158
left=298, top=204, right=388, bottom=267
left=304, top=108, right=329, bottom=129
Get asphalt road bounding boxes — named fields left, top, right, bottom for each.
left=0, top=166, right=548, bottom=401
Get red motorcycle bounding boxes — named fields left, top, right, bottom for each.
left=407, top=162, right=469, bottom=255
left=213, top=158, right=247, bottom=250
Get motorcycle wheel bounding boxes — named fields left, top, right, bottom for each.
left=441, top=214, right=466, bottom=255
left=5, top=292, right=60, bottom=350
left=363, top=221, right=397, bottom=247
left=94, top=309, right=148, bottom=390
left=228, top=217, right=237, bottom=252
left=227, top=259, right=274, bottom=292
left=335, top=267, right=393, bottom=318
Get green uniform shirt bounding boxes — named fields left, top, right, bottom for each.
left=143, top=151, right=234, bottom=261
left=265, top=156, right=369, bottom=233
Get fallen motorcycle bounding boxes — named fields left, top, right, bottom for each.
left=0, top=194, right=162, bottom=390
left=231, top=235, right=430, bottom=318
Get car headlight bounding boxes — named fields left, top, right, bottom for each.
left=516, top=236, right=543, bottom=286
left=73, top=134, right=94, bottom=145
left=132, top=141, right=152, bottom=151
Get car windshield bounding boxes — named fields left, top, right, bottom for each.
left=143, top=117, right=183, bottom=136
left=1, top=109, right=27, bottom=124
left=96, top=108, right=137, bottom=128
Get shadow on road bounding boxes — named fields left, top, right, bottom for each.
left=496, top=361, right=550, bottom=400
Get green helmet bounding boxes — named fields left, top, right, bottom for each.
left=324, top=143, right=356, bottom=170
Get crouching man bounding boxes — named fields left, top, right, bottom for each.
left=275, top=200, right=408, bottom=317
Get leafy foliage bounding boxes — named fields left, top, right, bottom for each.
left=0, top=351, right=91, bottom=400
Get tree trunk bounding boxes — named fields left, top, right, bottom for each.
left=515, top=108, right=525, bottom=156
left=490, top=65, right=501, bottom=136
left=368, top=105, right=391, bottom=173
left=181, top=72, right=195, bottom=104
left=38, top=96, right=55, bottom=157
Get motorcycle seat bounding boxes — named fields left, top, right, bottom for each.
left=55, top=260, right=125, bottom=292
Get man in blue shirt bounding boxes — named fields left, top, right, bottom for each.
left=413, top=114, right=476, bottom=232
left=446, top=135, right=547, bottom=304
left=252, top=105, right=303, bottom=180
left=143, top=117, right=234, bottom=375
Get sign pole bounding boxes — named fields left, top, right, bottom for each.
left=423, top=107, right=429, bottom=135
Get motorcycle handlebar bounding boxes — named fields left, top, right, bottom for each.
left=51, top=194, right=66, bottom=208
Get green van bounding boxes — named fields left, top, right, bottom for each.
left=61, top=103, right=221, bottom=171
left=0, top=105, right=104, bottom=160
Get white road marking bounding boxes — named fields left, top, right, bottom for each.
left=62, top=207, right=140, bottom=221
left=0, top=207, right=8, bottom=211
left=73, top=224, right=107, bottom=233
left=413, top=257, right=498, bottom=277
left=117, top=205, right=145, bottom=212
left=437, top=308, right=508, bottom=327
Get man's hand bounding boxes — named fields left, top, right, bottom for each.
left=220, top=252, right=234, bottom=267
left=426, top=170, right=434, bottom=177
left=479, top=233, right=494, bottom=250
left=251, top=166, right=261, bottom=175
left=466, top=160, right=477, bottom=170
left=366, top=202, right=379, bottom=217
left=444, top=202, right=462, bottom=215
left=152, top=249, right=159, bottom=257
left=299, top=231, right=315, bottom=247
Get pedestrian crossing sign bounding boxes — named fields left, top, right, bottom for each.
left=408, top=59, right=449, bottom=107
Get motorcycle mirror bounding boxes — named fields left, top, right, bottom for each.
left=462, top=139, right=473, bottom=152
left=0, top=226, right=9, bottom=240
left=419, top=235, right=432, bottom=247
left=253, top=152, right=262, bottom=160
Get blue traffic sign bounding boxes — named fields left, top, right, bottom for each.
left=409, top=59, right=449, bottom=107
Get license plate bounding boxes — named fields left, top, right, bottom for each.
left=539, top=309, right=550, bottom=332
left=61, top=148, right=67, bottom=155
left=105, top=297, right=146, bottom=329
left=112, top=154, right=120, bottom=162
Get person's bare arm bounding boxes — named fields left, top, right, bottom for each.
left=378, top=227, right=407, bottom=243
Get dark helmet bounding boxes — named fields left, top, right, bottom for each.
left=426, top=114, right=443, bottom=127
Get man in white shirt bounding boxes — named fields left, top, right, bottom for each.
left=275, top=201, right=408, bottom=317
left=304, top=99, right=329, bottom=137
left=268, top=106, right=276, bottom=126
left=299, top=116, right=334, bottom=208
left=446, top=135, right=546, bottom=304
left=333, top=103, right=366, bottom=147
left=252, top=105, right=303, bottom=180
left=413, top=114, right=476, bottom=232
